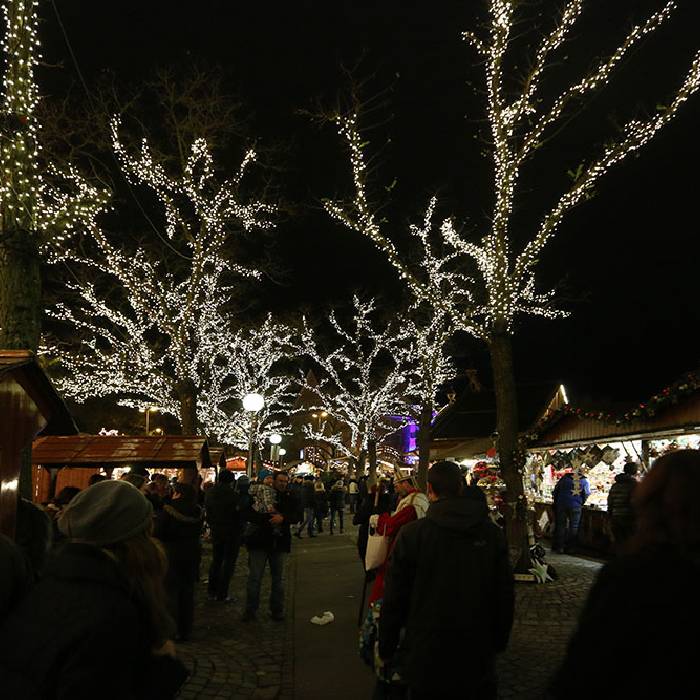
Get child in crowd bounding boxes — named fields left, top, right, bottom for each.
left=248, top=469, right=281, bottom=536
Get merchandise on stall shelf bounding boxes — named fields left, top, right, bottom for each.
left=526, top=440, right=644, bottom=510
left=649, top=435, right=700, bottom=459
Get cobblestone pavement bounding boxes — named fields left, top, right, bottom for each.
left=496, top=552, right=603, bottom=699
left=177, top=543, right=296, bottom=700
left=178, top=535, right=602, bottom=699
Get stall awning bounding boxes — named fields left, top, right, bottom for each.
left=32, top=435, right=211, bottom=469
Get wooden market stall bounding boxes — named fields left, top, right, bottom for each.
left=31, top=434, right=212, bottom=503
left=0, top=350, right=77, bottom=538
left=527, top=370, right=700, bottom=554
left=430, top=382, right=569, bottom=463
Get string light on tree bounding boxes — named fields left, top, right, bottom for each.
left=44, top=117, right=279, bottom=437
left=0, top=0, right=108, bottom=349
left=296, top=296, right=419, bottom=479
left=323, top=0, right=700, bottom=568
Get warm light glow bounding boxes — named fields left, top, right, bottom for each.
left=560, top=384, right=569, bottom=405
left=279, top=448, right=287, bottom=456
left=269, top=432, right=282, bottom=444
left=242, top=392, right=265, bottom=412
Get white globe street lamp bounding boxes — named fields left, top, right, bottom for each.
left=243, top=393, right=265, bottom=477
left=269, top=432, right=282, bottom=465
left=242, top=392, right=265, bottom=412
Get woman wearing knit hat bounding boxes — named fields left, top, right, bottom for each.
left=0, top=480, right=187, bottom=699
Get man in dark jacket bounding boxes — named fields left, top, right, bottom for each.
left=204, top=470, right=241, bottom=601
left=606, top=462, right=638, bottom=551
left=243, top=471, right=301, bottom=622
left=379, top=461, right=514, bottom=699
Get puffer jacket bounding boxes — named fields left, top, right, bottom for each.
left=607, top=473, right=637, bottom=522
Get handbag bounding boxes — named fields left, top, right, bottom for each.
left=364, top=522, right=389, bottom=571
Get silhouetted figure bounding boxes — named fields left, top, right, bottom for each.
left=607, top=461, right=639, bottom=553
left=550, top=450, right=700, bottom=699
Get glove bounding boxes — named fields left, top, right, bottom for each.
left=369, top=514, right=380, bottom=529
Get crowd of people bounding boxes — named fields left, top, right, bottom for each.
left=1, top=449, right=699, bottom=698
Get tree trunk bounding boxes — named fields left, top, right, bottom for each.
left=354, top=449, right=367, bottom=480
left=176, top=378, right=198, bottom=435
left=416, top=402, right=433, bottom=493
left=489, top=330, right=530, bottom=573
left=0, top=229, right=42, bottom=501
left=0, top=228, right=42, bottom=351
left=367, top=439, right=378, bottom=485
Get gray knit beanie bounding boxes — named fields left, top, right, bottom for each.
left=58, top=479, right=153, bottom=546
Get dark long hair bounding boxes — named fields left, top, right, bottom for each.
left=629, top=449, right=700, bottom=555
left=105, top=525, right=172, bottom=646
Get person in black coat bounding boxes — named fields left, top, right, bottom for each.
left=243, top=471, right=301, bottom=622
left=329, top=480, right=347, bottom=534
left=154, top=482, right=203, bottom=641
left=294, top=476, right=316, bottom=538
left=204, top=469, right=242, bottom=602
left=312, top=481, right=329, bottom=533
left=550, top=450, right=700, bottom=700
left=606, top=461, right=638, bottom=552
left=379, top=461, right=514, bottom=699
left=0, top=480, right=186, bottom=699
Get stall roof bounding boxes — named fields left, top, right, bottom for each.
left=32, top=434, right=211, bottom=468
left=432, top=382, right=567, bottom=441
left=0, top=350, right=78, bottom=436
left=531, top=370, right=700, bottom=448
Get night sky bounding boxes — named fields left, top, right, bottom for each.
left=37, top=1, right=700, bottom=406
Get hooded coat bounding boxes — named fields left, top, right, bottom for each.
left=379, top=496, right=514, bottom=695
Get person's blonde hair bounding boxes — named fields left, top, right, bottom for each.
left=314, top=480, right=325, bottom=492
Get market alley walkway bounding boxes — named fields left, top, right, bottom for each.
left=177, top=527, right=602, bottom=699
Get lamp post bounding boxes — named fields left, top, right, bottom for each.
left=243, top=392, right=265, bottom=478
left=269, top=432, right=282, bottom=467
left=139, top=405, right=160, bottom=435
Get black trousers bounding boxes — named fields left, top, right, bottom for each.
left=166, top=572, right=195, bottom=640
left=208, top=533, right=241, bottom=600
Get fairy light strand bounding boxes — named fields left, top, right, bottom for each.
left=326, top=0, right=699, bottom=339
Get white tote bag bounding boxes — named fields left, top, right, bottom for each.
left=364, top=524, right=389, bottom=571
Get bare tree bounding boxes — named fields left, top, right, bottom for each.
left=323, top=0, right=700, bottom=569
